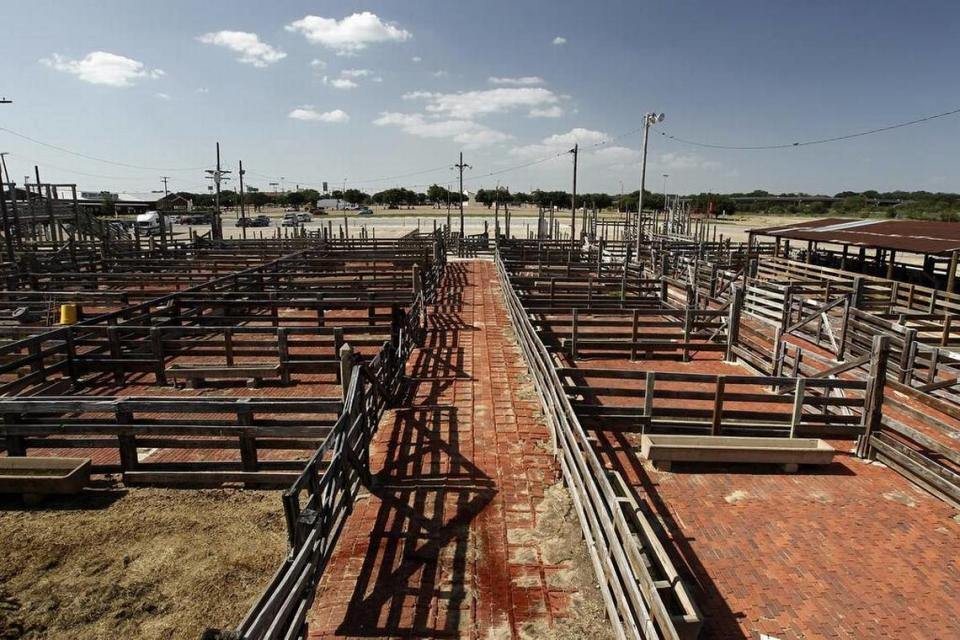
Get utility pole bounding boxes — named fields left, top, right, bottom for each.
left=205, top=142, right=231, bottom=240
left=662, top=174, right=669, bottom=215
left=636, top=112, right=665, bottom=256
left=446, top=183, right=451, bottom=232
left=569, top=143, right=578, bottom=254
left=454, top=152, right=471, bottom=244
left=161, top=176, right=170, bottom=197
left=238, top=160, right=247, bottom=240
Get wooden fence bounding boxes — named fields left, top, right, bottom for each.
left=227, top=288, right=426, bottom=640
left=496, top=252, right=703, bottom=640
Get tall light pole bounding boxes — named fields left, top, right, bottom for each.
left=635, top=112, right=665, bottom=255
left=662, top=174, right=669, bottom=211
left=569, top=143, right=579, bottom=248
left=161, top=176, right=170, bottom=197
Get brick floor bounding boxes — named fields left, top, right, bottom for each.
left=595, top=420, right=960, bottom=640
left=307, top=261, right=578, bottom=639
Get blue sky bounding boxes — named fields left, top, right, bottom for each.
left=1, top=0, right=959, bottom=196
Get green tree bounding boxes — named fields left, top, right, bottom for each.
left=100, top=192, right=117, bottom=216
left=286, top=192, right=307, bottom=210
left=249, top=192, right=269, bottom=212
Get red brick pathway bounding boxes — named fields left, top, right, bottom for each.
left=597, top=428, right=960, bottom=640
left=307, top=261, right=579, bottom=639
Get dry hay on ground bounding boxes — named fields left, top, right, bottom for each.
left=516, top=481, right=614, bottom=640
left=0, top=485, right=286, bottom=640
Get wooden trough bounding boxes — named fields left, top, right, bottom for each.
left=640, top=434, right=835, bottom=472
left=0, top=456, right=92, bottom=499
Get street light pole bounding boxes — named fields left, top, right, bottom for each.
left=635, top=112, right=665, bottom=256
left=662, top=174, right=669, bottom=212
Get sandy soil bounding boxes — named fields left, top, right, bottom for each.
left=0, top=485, right=286, bottom=640
left=516, top=481, right=614, bottom=640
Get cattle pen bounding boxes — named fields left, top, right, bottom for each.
left=0, top=196, right=957, bottom=640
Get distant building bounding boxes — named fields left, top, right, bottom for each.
left=157, top=194, right=193, bottom=212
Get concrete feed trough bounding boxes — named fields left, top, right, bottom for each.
left=640, top=435, right=835, bottom=472
left=0, top=457, right=92, bottom=496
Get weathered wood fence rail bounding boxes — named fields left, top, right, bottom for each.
left=496, top=250, right=702, bottom=640
left=228, top=288, right=426, bottom=640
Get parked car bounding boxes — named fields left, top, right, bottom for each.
left=238, top=215, right=270, bottom=227
left=296, top=212, right=312, bottom=223
left=281, top=212, right=299, bottom=227
left=357, top=207, right=374, bottom=216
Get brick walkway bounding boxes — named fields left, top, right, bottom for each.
left=597, top=426, right=960, bottom=640
left=307, top=261, right=580, bottom=639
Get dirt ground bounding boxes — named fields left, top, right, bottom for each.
left=0, top=485, right=287, bottom=640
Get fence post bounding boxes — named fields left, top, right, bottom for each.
left=851, top=276, right=865, bottom=309
left=857, top=335, right=890, bottom=459
left=787, top=378, right=806, bottom=438
left=682, top=308, right=693, bottom=362
left=643, top=371, right=656, bottom=433
left=277, top=328, right=291, bottom=385
left=339, top=343, right=355, bottom=402
left=899, top=327, right=917, bottom=383
left=570, top=309, right=579, bottom=360
left=711, top=377, right=726, bottom=436
left=725, top=285, right=743, bottom=362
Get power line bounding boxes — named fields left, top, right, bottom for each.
left=0, top=126, right=206, bottom=171
left=658, top=106, right=960, bottom=150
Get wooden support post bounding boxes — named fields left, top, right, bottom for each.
left=948, top=250, right=959, bottom=294
left=711, top=377, right=726, bottom=436
left=116, top=410, right=138, bottom=472
left=339, top=342, right=355, bottom=402
left=107, top=327, right=124, bottom=385
left=643, top=371, right=655, bottom=430
left=277, top=328, right=291, bottom=385
left=725, top=286, right=743, bottom=362
left=238, top=398, right=258, bottom=472
left=630, top=309, right=639, bottom=361
left=571, top=309, right=579, bottom=360
left=150, top=327, right=167, bottom=385
left=857, top=335, right=890, bottom=458
left=789, top=378, right=806, bottom=438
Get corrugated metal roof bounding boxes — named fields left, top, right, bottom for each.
left=750, top=218, right=960, bottom=255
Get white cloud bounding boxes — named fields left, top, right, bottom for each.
left=403, top=87, right=562, bottom=120
left=341, top=68, right=372, bottom=78
left=529, top=105, right=564, bottom=118
left=323, top=76, right=358, bottom=90
left=552, top=36, right=567, bottom=45
left=286, top=12, right=411, bottom=55
left=196, top=31, right=286, bottom=67
left=289, top=106, right=350, bottom=123
left=511, top=128, right=639, bottom=167
left=660, top=152, right=720, bottom=171
left=488, top=76, right=545, bottom=86
left=196, top=87, right=210, bottom=94
left=373, top=112, right=510, bottom=149
left=154, top=92, right=171, bottom=100
left=432, top=70, right=449, bottom=78
left=411, top=56, right=422, bottom=63
left=40, top=51, right=163, bottom=87
left=310, top=59, right=327, bottom=69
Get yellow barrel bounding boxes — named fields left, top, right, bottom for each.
left=59, top=303, right=78, bottom=325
